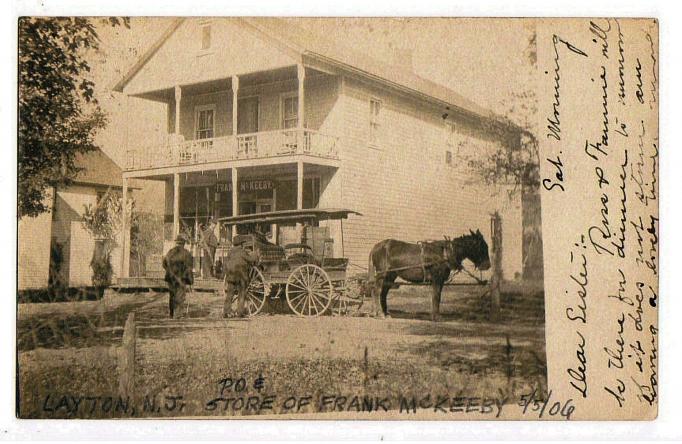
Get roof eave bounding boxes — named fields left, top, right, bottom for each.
left=305, top=52, right=521, bottom=134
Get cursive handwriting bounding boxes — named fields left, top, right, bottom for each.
left=612, top=150, right=628, bottom=258
left=615, top=20, right=626, bottom=105
left=646, top=215, right=658, bottom=275
left=543, top=154, right=565, bottom=192
left=584, top=66, right=610, bottom=161
left=545, top=35, right=588, bottom=141
left=635, top=58, right=644, bottom=104
left=604, top=313, right=626, bottom=370
left=631, top=324, right=658, bottom=405
left=645, top=32, right=657, bottom=109
left=567, top=331, right=588, bottom=398
left=566, top=240, right=588, bottom=323
left=589, top=20, right=611, bottom=59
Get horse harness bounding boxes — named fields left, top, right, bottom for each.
left=375, top=241, right=450, bottom=284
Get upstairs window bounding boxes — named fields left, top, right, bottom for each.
left=445, top=121, right=464, bottom=153
left=369, top=98, right=382, bottom=146
left=445, top=122, right=456, bottom=147
left=282, top=95, right=298, bottom=129
left=195, top=105, right=215, bottom=140
left=201, top=24, right=212, bottom=50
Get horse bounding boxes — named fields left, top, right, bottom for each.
left=367, top=230, right=491, bottom=321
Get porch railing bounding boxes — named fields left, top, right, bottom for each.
left=125, top=129, right=339, bottom=171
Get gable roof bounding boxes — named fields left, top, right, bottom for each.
left=73, top=149, right=126, bottom=188
left=240, top=18, right=497, bottom=121
left=113, top=18, right=516, bottom=130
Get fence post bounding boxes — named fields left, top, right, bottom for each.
left=118, top=312, right=136, bottom=399
left=490, top=211, right=503, bottom=321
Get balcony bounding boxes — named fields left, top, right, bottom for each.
left=125, top=129, right=339, bottom=171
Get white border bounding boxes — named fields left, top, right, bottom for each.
left=4, top=0, right=681, bottom=440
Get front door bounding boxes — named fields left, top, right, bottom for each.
left=237, top=97, right=259, bottom=134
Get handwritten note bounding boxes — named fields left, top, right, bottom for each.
left=538, top=18, right=658, bottom=420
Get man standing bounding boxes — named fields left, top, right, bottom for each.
left=162, top=235, right=194, bottom=318
left=200, top=218, right=219, bottom=278
left=222, top=240, right=260, bottom=318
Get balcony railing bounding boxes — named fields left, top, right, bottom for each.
left=125, top=129, right=339, bottom=171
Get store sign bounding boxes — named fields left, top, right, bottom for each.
left=216, top=180, right=275, bottom=193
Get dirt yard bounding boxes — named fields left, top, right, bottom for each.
left=17, top=284, right=546, bottom=418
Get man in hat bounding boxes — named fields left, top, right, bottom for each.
left=200, top=218, right=219, bottom=278
left=162, top=234, right=194, bottom=318
left=222, top=238, right=260, bottom=318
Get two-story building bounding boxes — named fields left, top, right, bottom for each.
left=113, top=18, right=531, bottom=281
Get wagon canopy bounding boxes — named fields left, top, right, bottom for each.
left=218, top=208, right=362, bottom=225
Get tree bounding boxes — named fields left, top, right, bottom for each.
left=456, top=30, right=543, bottom=280
left=18, top=17, right=129, bottom=218
left=460, top=31, right=539, bottom=196
left=81, top=188, right=132, bottom=289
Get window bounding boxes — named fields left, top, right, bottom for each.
left=445, top=122, right=463, bottom=152
left=195, top=105, right=215, bottom=140
left=282, top=94, right=298, bottom=129
left=369, top=98, right=382, bottom=145
left=445, top=150, right=453, bottom=166
left=201, top=24, right=212, bottom=50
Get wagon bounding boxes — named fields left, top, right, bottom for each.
left=218, top=208, right=365, bottom=317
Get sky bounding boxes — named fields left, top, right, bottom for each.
left=90, top=17, right=535, bottom=168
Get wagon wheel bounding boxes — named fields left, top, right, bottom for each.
left=331, top=278, right=365, bottom=316
left=230, top=266, right=268, bottom=316
left=286, top=264, right=333, bottom=316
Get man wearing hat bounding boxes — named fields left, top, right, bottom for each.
left=222, top=237, right=260, bottom=318
left=162, top=234, right=194, bottom=318
left=200, top=218, right=219, bottom=278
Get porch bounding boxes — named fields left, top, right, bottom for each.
left=123, top=64, right=342, bottom=174
left=119, top=161, right=342, bottom=280
left=125, top=128, right=339, bottom=171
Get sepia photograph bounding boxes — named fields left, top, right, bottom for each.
left=14, top=15, right=658, bottom=422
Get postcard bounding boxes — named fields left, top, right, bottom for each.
left=16, top=17, right=658, bottom=420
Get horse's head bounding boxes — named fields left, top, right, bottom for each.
left=452, top=229, right=491, bottom=271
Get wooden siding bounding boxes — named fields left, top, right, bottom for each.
left=17, top=190, right=53, bottom=290
left=335, top=77, right=523, bottom=277
left=124, top=19, right=297, bottom=96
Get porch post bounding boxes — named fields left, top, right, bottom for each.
left=297, top=160, right=304, bottom=210
left=297, top=64, right=305, bottom=129
left=232, top=75, right=239, bottom=135
left=297, top=64, right=305, bottom=152
left=120, top=177, right=129, bottom=279
left=174, top=85, right=182, bottom=135
left=296, top=160, right=304, bottom=238
left=173, top=173, right=180, bottom=237
left=232, top=167, right=239, bottom=239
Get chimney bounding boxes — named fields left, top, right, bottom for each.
left=392, top=47, right=414, bottom=72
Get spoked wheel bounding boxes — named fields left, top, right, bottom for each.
left=286, top=264, right=333, bottom=316
left=230, top=266, right=267, bottom=316
left=331, top=278, right=365, bottom=316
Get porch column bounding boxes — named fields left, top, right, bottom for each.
left=297, top=161, right=304, bottom=210
left=174, top=85, right=182, bottom=135
left=232, top=75, right=239, bottom=135
left=297, top=64, right=305, bottom=134
left=231, top=167, right=239, bottom=239
left=173, top=173, right=180, bottom=237
left=296, top=160, right=304, bottom=237
left=120, top=177, right=129, bottom=278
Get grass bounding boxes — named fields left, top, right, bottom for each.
left=17, top=283, right=546, bottom=418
